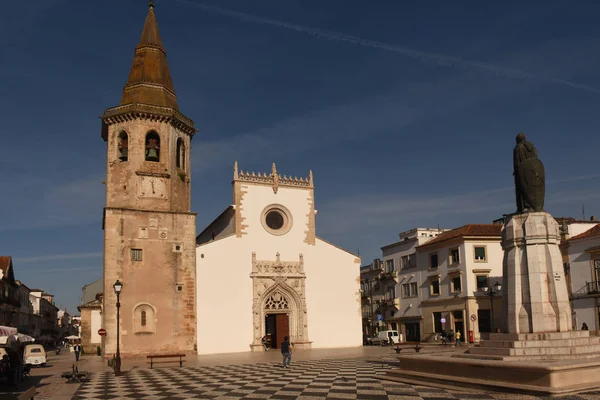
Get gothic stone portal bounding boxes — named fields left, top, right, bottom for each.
left=250, top=252, right=311, bottom=351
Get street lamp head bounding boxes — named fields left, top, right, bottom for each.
left=480, top=286, right=490, bottom=294
left=113, top=280, right=123, bottom=294
left=494, top=281, right=502, bottom=292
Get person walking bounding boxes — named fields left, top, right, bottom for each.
left=441, top=330, right=447, bottom=345
left=281, top=336, right=292, bottom=368
left=261, top=335, right=269, bottom=351
left=455, top=330, right=462, bottom=347
left=582, top=323, right=589, bottom=331
left=74, top=343, right=81, bottom=362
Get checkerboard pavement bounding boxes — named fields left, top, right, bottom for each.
left=72, top=356, right=600, bottom=399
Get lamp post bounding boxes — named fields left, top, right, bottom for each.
left=480, top=281, right=502, bottom=333
left=113, top=280, right=123, bottom=375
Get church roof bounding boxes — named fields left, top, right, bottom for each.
left=120, top=3, right=178, bottom=110
left=416, top=224, right=502, bottom=249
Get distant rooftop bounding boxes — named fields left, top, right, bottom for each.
left=417, top=224, right=502, bottom=249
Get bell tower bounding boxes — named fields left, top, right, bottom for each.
left=100, top=2, right=197, bottom=357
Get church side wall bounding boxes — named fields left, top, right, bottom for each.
left=303, top=239, right=362, bottom=349
left=196, top=236, right=253, bottom=355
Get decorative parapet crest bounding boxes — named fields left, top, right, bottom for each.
left=233, top=162, right=313, bottom=193
left=101, top=103, right=196, bottom=139
left=250, top=252, right=305, bottom=277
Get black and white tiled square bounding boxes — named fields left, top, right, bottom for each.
left=72, top=356, right=600, bottom=399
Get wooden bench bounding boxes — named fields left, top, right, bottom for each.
left=394, top=342, right=422, bottom=354
left=147, top=354, right=186, bottom=369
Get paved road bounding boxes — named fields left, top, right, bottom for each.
left=72, top=355, right=600, bottom=400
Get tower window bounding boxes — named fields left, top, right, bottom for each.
left=131, top=248, right=143, bottom=261
left=176, top=138, right=185, bottom=170
left=141, top=310, right=147, bottom=327
left=118, top=131, right=128, bottom=162
left=145, top=131, right=160, bottom=162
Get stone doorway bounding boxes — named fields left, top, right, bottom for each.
left=265, top=313, right=290, bottom=349
left=250, top=252, right=311, bottom=351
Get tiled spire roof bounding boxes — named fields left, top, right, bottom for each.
left=120, top=2, right=178, bottom=109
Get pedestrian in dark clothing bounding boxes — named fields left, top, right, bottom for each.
left=281, top=336, right=291, bottom=368
left=74, top=343, right=81, bottom=362
left=582, top=323, right=589, bottom=331
left=441, top=330, right=447, bottom=345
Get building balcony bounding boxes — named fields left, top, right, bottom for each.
left=377, top=298, right=396, bottom=308
left=586, top=281, right=600, bottom=295
left=379, top=271, right=397, bottom=281
left=0, top=298, right=21, bottom=308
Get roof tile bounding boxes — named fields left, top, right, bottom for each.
left=417, top=224, right=502, bottom=248
left=568, top=224, right=600, bottom=242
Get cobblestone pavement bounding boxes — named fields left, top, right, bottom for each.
left=72, top=355, right=600, bottom=399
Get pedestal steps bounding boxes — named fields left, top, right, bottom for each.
left=488, top=331, right=590, bottom=341
left=479, top=336, right=599, bottom=349
left=467, top=331, right=600, bottom=358
left=455, top=352, right=600, bottom=362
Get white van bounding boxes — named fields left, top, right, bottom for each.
left=370, top=330, right=401, bottom=345
left=24, top=344, right=46, bottom=367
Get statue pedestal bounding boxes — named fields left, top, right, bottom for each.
left=501, top=212, right=571, bottom=334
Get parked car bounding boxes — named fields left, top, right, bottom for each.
left=369, top=330, right=401, bottom=346
left=23, top=344, right=46, bottom=367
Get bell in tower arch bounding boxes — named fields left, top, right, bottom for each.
left=145, top=132, right=160, bottom=162
left=118, top=132, right=129, bottom=162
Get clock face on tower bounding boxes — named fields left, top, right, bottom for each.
left=139, top=176, right=167, bottom=199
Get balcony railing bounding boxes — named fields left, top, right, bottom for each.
left=379, top=271, right=397, bottom=281
left=586, top=281, right=600, bottom=295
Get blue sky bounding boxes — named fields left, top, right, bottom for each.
left=1, top=0, right=599, bottom=313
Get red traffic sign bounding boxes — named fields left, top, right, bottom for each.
left=470, top=314, right=477, bottom=322
left=98, top=328, right=107, bottom=336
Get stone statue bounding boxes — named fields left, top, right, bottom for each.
left=513, top=133, right=545, bottom=213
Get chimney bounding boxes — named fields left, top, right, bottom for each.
left=591, top=216, right=597, bottom=222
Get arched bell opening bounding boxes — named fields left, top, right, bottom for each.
left=176, top=137, right=185, bottom=170
left=117, top=131, right=128, bottom=162
left=145, top=131, right=160, bottom=162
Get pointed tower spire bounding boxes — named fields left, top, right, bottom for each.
left=120, top=2, right=178, bottom=109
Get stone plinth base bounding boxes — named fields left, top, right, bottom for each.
left=502, top=212, right=572, bottom=334
left=385, top=353, right=600, bottom=397
left=463, top=331, right=600, bottom=361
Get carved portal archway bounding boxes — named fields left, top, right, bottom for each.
left=250, top=252, right=311, bottom=351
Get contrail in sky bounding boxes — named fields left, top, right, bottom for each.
left=174, top=0, right=600, bottom=94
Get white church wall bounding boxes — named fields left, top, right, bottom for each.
left=196, top=236, right=254, bottom=355
left=303, top=238, right=362, bottom=348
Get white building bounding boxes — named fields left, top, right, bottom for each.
left=381, top=228, right=448, bottom=342
left=412, top=224, right=503, bottom=342
left=196, top=163, right=363, bottom=355
left=563, top=223, right=600, bottom=330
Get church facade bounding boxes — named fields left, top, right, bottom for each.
left=100, top=4, right=362, bottom=357
left=196, top=164, right=363, bottom=355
